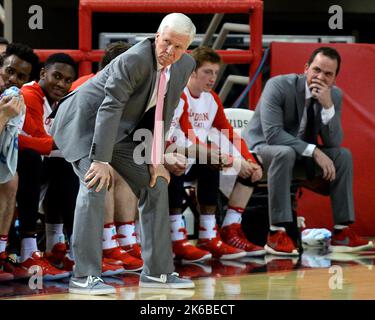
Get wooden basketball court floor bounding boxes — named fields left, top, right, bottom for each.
left=2, top=245, right=375, bottom=300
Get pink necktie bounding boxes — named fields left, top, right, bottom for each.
left=151, top=68, right=167, bottom=167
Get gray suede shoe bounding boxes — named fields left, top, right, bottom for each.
left=69, top=276, right=116, bottom=295
left=139, top=272, right=195, bottom=289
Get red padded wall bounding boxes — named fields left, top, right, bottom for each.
left=270, top=42, right=375, bottom=235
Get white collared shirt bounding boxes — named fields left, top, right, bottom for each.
left=299, top=82, right=335, bottom=157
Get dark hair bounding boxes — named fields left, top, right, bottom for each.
left=100, top=41, right=132, bottom=69
left=0, top=37, right=9, bottom=45
left=307, top=46, right=341, bottom=76
left=190, top=46, right=221, bottom=71
left=3, top=42, right=40, bottom=80
left=45, top=52, right=76, bottom=71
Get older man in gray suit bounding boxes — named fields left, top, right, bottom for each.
left=245, top=47, right=373, bottom=256
left=51, top=13, right=196, bottom=295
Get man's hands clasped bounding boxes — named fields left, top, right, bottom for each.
left=233, top=158, right=263, bottom=183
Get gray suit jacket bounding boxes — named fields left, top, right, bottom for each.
left=51, top=38, right=195, bottom=163
left=244, top=74, right=343, bottom=155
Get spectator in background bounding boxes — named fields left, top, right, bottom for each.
left=0, top=43, right=39, bottom=281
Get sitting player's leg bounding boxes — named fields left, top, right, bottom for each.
left=17, top=149, right=70, bottom=280
left=102, top=168, right=143, bottom=272
left=113, top=172, right=142, bottom=259
left=194, top=165, right=246, bottom=260
left=0, top=176, right=18, bottom=281
left=43, top=157, right=79, bottom=272
left=169, top=170, right=212, bottom=263
left=220, top=179, right=266, bottom=256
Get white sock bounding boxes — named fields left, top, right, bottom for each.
left=117, top=222, right=137, bottom=247
left=102, top=223, right=118, bottom=250
left=334, top=224, right=349, bottom=230
left=222, top=207, right=243, bottom=227
left=199, top=214, right=217, bottom=239
left=170, top=214, right=186, bottom=241
left=45, top=223, right=65, bottom=252
left=20, top=237, right=38, bottom=262
left=0, top=235, right=7, bottom=253
left=270, top=225, right=286, bottom=232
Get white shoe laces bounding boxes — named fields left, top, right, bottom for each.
left=88, top=276, right=104, bottom=284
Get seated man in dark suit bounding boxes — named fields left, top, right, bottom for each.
left=244, top=46, right=373, bottom=256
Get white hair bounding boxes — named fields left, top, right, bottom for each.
left=157, top=13, right=196, bottom=45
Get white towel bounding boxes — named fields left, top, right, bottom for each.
left=0, top=113, right=23, bottom=183
left=302, top=228, right=332, bottom=247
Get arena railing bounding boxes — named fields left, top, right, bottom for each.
left=35, top=0, right=263, bottom=108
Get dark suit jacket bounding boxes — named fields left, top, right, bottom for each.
left=244, top=74, right=343, bottom=155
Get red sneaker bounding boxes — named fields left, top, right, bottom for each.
left=0, top=251, right=29, bottom=279
left=60, top=255, right=75, bottom=272
left=265, top=230, right=299, bottom=256
left=103, top=256, right=123, bottom=266
left=45, top=243, right=67, bottom=268
left=101, top=260, right=125, bottom=276
left=197, top=236, right=246, bottom=260
left=330, top=227, right=374, bottom=253
left=0, top=252, right=14, bottom=282
left=122, top=243, right=142, bottom=260
left=0, top=269, right=13, bottom=282
left=220, top=224, right=266, bottom=256
left=45, top=243, right=76, bottom=273
left=173, top=238, right=212, bottom=263
left=103, top=246, right=143, bottom=271
left=20, top=251, right=70, bottom=281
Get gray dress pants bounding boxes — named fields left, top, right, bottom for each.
left=71, top=140, right=174, bottom=278
left=254, top=145, right=355, bottom=225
